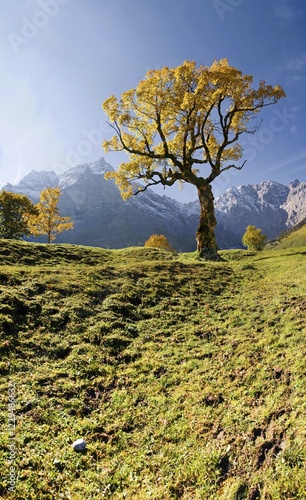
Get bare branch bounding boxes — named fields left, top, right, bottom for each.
left=220, top=159, right=247, bottom=173
left=132, top=169, right=184, bottom=195
left=200, top=103, right=215, bottom=167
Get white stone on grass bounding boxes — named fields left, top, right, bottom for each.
left=72, top=438, right=87, bottom=452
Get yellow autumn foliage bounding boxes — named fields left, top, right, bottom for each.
left=242, top=225, right=267, bottom=251
left=144, top=234, right=174, bottom=252
left=27, top=187, right=74, bottom=243
left=102, top=59, right=285, bottom=200
left=102, top=59, right=285, bottom=259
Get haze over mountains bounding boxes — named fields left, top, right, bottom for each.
left=3, top=157, right=306, bottom=250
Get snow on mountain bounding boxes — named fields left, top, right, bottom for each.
left=3, top=170, right=59, bottom=200
left=215, top=181, right=289, bottom=215
left=59, top=157, right=114, bottom=189
left=281, top=180, right=306, bottom=227
left=1, top=157, right=195, bottom=250
left=255, top=180, right=289, bottom=209
left=214, top=180, right=291, bottom=246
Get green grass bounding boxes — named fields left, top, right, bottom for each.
left=0, top=239, right=306, bottom=499
left=266, top=218, right=306, bottom=250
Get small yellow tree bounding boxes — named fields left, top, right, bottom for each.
left=242, top=225, right=267, bottom=251
left=144, top=234, right=174, bottom=252
left=28, top=187, right=74, bottom=243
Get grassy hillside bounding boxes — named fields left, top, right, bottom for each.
left=266, top=217, right=306, bottom=250
left=0, top=240, right=306, bottom=499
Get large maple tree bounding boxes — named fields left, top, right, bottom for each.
left=102, top=59, right=285, bottom=259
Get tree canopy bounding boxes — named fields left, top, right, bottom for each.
left=242, top=225, right=267, bottom=251
left=102, top=59, right=285, bottom=259
left=27, top=187, right=74, bottom=243
left=144, top=234, right=175, bottom=252
left=0, top=190, right=37, bottom=240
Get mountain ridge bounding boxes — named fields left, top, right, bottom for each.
left=2, top=158, right=306, bottom=250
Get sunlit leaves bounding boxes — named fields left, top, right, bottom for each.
left=27, top=187, right=74, bottom=243
left=102, top=59, right=285, bottom=197
left=144, top=234, right=175, bottom=252
left=103, top=95, right=120, bottom=122
left=242, top=225, right=267, bottom=251
left=0, top=190, right=37, bottom=239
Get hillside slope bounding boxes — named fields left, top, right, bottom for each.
left=266, top=217, right=306, bottom=250
left=1, top=240, right=306, bottom=499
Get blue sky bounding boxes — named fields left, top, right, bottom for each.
left=1, top=0, right=306, bottom=201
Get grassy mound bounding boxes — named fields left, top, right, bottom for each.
left=0, top=240, right=306, bottom=499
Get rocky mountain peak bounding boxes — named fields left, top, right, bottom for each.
left=59, top=158, right=114, bottom=189
left=282, top=179, right=306, bottom=226
left=289, top=179, right=300, bottom=189
left=3, top=170, right=59, bottom=200
left=19, top=170, right=59, bottom=189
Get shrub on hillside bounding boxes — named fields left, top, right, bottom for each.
left=242, top=225, right=267, bottom=251
left=144, top=234, right=175, bottom=252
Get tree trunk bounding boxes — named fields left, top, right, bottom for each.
left=196, top=182, right=220, bottom=260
